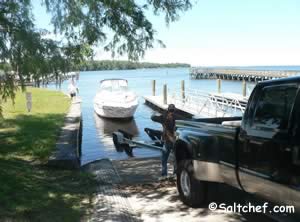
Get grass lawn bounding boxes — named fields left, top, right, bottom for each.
left=0, top=88, right=97, bottom=222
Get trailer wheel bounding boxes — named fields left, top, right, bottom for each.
left=177, top=159, right=207, bottom=207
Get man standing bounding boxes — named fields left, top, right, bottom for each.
left=68, top=79, right=78, bottom=101
left=151, top=104, right=177, bottom=178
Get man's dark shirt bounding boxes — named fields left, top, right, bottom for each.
left=151, top=111, right=177, bottom=143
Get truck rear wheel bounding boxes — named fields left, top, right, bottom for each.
left=177, top=159, right=207, bottom=207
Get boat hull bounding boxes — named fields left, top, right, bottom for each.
left=94, top=103, right=138, bottom=119
left=93, top=79, right=139, bottom=118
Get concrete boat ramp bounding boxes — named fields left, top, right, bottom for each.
left=83, top=157, right=275, bottom=222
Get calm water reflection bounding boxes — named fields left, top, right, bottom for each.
left=49, top=68, right=256, bottom=165
left=94, top=114, right=139, bottom=136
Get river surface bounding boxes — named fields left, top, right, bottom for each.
left=50, top=68, right=256, bottom=165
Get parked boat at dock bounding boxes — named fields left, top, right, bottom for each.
left=93, top=79, right=138, bottom=118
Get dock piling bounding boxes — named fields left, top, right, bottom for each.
left=242, top=80, right=247, bottom=97
left=181, top=80, right=185, bottom=101
left=217, top=79, right=221, bottom=93
left=163, top=84, right=167, bottom=105
left=152, top=80, right=156, bottom=96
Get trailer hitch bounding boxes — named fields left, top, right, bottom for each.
left=112, top=128, right=165, bottom=157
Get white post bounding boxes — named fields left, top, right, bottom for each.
left=26, top=92, right=32, bottom=112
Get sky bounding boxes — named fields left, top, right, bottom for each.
left=32, top=0, right=300, bottom=66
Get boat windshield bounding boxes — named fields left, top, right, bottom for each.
left=100, top=79, right=128, bottom=92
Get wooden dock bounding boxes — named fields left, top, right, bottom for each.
left=190, top=67, right=300, bottom=82
left=144, top=91, right=248, bottom=118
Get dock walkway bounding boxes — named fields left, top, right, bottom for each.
left=144, top=90, right=247, bottom=118
left=190, top=67, right=300, bottom=82
left=48, top=99, right=82, bottom=169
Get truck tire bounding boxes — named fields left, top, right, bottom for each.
left=177, top=159, right=207, bottom=207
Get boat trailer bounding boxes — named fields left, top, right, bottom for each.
left=112, top=128, right=165, bottom=157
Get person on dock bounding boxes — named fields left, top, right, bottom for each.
left=68, top=79, right=78, bottom=101
left=151, top=104, right=177, bottom=179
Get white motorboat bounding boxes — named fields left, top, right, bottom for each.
left=93, top=79, right=139, bottom=118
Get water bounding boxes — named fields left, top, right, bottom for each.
left=50, top=68, right=256, bottom=165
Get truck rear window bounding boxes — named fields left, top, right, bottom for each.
left=252, top=84, right=298, bottom=130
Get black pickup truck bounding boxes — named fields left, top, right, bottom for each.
left=174, top=76, right=300, bottom=219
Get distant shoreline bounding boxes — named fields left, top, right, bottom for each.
left=78, top=60, right=190, bottom=71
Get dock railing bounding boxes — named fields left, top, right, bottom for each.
left=168, top=88, right=246, bottom=117
left=146, top=79, right=249, bottom=118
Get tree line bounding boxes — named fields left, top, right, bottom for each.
left=0, top=0, right=192, bottom=116
left=79, top=60, right=190, bottom=71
